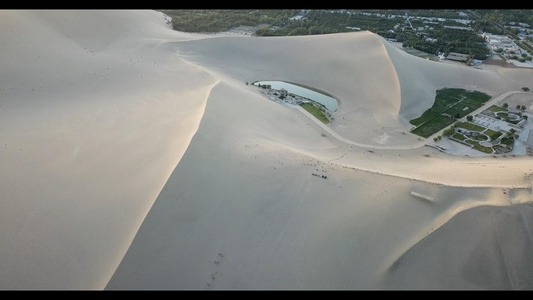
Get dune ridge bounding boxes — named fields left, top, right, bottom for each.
left=0, top=10, right=218, bottom=289
left=1, top=10, right=532, bottom=290
left=107, top=78, right=533, bottom=289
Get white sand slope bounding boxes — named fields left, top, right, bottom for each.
left=1, top=10, right=533, bottom=290
left=0, top=10, right=217, bottom=289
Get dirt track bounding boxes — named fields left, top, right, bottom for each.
left=483, top=58, right=517, bottom=68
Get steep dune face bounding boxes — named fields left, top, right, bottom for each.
left=172, top=31, right=521, bottom=146
left=374, top=202, right=533, bottom=290
left=379, top=37, right=506, bottom=123
left=173, top=31, right=405, bottom=145
left=107, top=24, right=533, bottom=290
left=3, top=10, right=533, bottom=291
left=0, top=10, right=216, bottom=289
left=106, top=63, right=533, bottom=290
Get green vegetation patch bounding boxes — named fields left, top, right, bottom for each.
left=410, top=88, right=491, bottom=138
left=455, top=121, right=485, bottom=132
left=473, top=134, right=488, bottom=141
left=487, top=105, right=507, bottom=112
left=410, top=89, right=463, bottom=126
left=497, top=112, right=522, bottom=124
left=300, top=103, right=330, bottom=124
left=474, top=143, right=494, bottom=153
left=466, top=140, right=493, bottom=153
left=452, top=133, right=466, bottom=141
left=411, top=115, right=455, bottom=138
left=158, top=10, right=533, bottom=61
left=485, top=129, right=503, bottom=140
left=500, top=137, right=515, bottom=147
left=409, top=109, right=442, bottom=127
left=445, top=102, right=472, bottom=119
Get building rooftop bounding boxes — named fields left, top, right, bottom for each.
left=446, top=52, right=469, bottom=62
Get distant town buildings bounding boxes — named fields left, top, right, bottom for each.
left=446, top=52, right=470, bottom=62
left=483, top=33, right=520, bottom=53
left=438, top=52, right=481, bottom=65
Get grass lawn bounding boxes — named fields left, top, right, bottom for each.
left=300, top=103, right=330, bottom=124
left=466, top=139, right=493, bottom=153
left=452, top=133, right=466, bottom=141
left=411, top=115, right=455, bottom=138
left=487, top=105, right=507, bottom=112
left=496, top=112, right=522, bottom=124
left=473, top=134, right=488, bottom=141
left=455, top=121, right=485, bottom=132
left=500, top=137, right=515, bottom=147
left=485, top=129, right=503, bottom=140
left=474, top=143, right=494, bottom=153
left=409, top=109, right=442, bottom=127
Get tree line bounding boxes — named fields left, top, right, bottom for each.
left=158, top=9, right=533, bottom=60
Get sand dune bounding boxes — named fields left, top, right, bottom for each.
left=0, top=10, right=216, bottom=289
left=1, top=10, right=532, bottom=290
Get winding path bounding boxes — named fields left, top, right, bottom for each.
left=297, top=90, right=526, bottom=151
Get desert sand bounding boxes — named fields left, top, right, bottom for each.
left=1, top=10, right=532, bottom=290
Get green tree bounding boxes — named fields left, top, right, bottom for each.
left=443, top=127, right=455, bottom=136
left=288, top=27, right=309, bottom=36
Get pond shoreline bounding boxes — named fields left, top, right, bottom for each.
left=252, top=80, right=338, bottom=113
